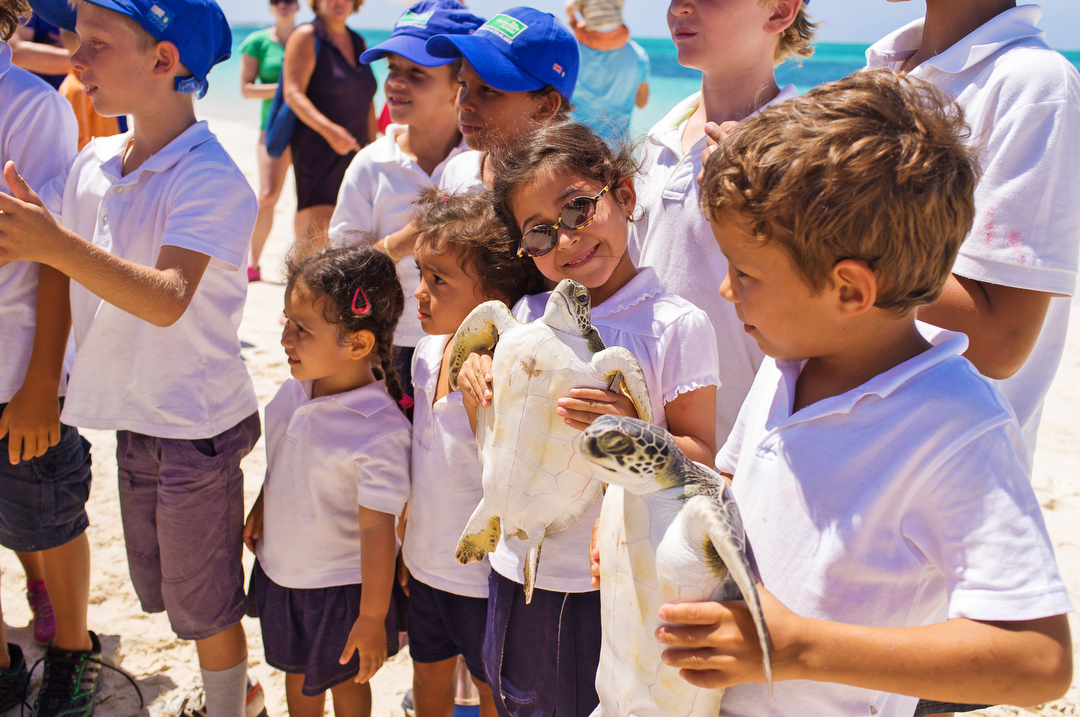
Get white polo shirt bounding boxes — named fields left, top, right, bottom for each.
left=328, top=125, right=469, bottom=348
left=257, top=378, right=412, bottom=590
left=0, top=41, right=77, bottom=404
left=39, top=122, right=259, bottom=439
left=717, top=325, right=1072, bottom=717
left=628, top=85, right=799, bottom=450
left=866, top=6, right=1080, bottom=468
left=488, top=267, right=720, bottom=593
left=403, top=334, right=490, bottom=598
left=437, top=149, right=484, bottom=194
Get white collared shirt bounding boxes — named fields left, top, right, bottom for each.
left=487, top=267, right=720, bottom=592
left=39, top=122, right=258, bottom=439
left=403, top=335, right=490, bottom=598
left=258, top=378, right=412, bottom=590
left=437, top=149, right=484, bottom=194
left=328, top=125, right=469, bottom=348
left=717, top=324, right=1072, bottom=717
left=0, top=41, right=77, bottom=403
left=866, top=6, right=1080, bottom=468
left=628, top=85, right=799, bottom=450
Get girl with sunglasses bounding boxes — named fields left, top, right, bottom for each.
left=457, top=122, right=720, bottom=717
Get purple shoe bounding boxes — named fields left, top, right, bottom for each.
left=27, top=580, right=56, bottom=645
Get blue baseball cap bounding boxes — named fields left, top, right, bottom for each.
left=425, top=6, right=578, bottom=100
left=27, top=0, right=231, bottom=99
left=360, top=0, right=485, bottom=68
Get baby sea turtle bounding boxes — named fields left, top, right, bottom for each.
left=580, top=415, right=772, bottom=717
left=448, top=279, right=653, bottom=603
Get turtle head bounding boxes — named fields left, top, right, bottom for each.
left=544, top=280, right=593, bottom=337
left=579, top=415, right=685, bottom=495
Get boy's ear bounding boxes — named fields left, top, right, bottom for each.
left=764, top=0, right=801, bottom=35
left=349, top=329, right=377, bottom=361
left=830, top=259, right=878, bottom=316
left=533, top=89, right=563, bottom=123
left=151, top=40, right=183, bottom=78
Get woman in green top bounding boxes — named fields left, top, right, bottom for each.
left=240, top=0, right=299, bottom=282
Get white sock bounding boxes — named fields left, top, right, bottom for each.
left=200, top=658, right=248, bottom=717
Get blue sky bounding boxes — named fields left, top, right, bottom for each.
left=221, top=1, right=1080, bottom=50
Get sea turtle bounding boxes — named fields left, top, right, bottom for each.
left=580, top=415, right=772, bottom=717
left=448, top=279, right=653, bottom=603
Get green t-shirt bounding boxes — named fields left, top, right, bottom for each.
left=239, top=28, right=286, bottom=130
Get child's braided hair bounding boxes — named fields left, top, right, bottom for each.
left=285, top=243, right=407, bottom=407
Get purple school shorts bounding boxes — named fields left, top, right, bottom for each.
left=483, top=569, right=601, bottom=717
left=407, top=575, right=488, bottom=682
left=249, top=560, right=400, bottom=696
left=115, top=412, right=260, bottom=641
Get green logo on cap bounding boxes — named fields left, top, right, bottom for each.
left=396, top=10, right=434, bottom=29
left=481, top=14, right=528, bottom=44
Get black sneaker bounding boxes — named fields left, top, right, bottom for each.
left=0, top=643, right=30, bottom=713
left=32, top=631, right=103, bottom=717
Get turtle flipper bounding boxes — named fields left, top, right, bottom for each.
left=448, top=301, right=520, bottom=390
left=455, top=500, right=502, bottom=566
left=683, top=493, right=774, bottom=696
left=591, top=347, right=653, bottom=424
left=521, top=525, right=545, bottom=605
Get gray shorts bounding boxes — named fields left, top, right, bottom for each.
left=116, top=413, right=260, bottom=641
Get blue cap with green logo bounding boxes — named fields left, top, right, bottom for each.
left=27, top=0, right=230, bottom=99
left=425, top=6, right=579, bottom=100
left=360, top=0, right=485, bottom=67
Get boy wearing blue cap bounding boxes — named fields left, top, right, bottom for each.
left=329, top=0, right=482, bottom=401
left=376, top=6, right=579, bottom=264
left=0, top=1, right=263, bottom=716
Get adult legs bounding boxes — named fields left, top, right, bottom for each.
left=250, top=135, right=293, bottom=273
left=293, top=205, right=334, bottom=255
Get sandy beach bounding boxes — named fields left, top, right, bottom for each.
left=3, top=107, right=1079, bottom=717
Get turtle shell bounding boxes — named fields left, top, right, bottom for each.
left=477, top=320, right=606, bottom=541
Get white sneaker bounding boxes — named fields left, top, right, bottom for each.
left=165, top=676, right=267, bottom=717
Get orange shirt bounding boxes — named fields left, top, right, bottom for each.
left=59, top=72, right=121, bottom=150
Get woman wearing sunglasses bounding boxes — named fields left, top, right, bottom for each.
left=239, top=0, right=298, bottom=282
left=456, top=122, right=720, bottom=717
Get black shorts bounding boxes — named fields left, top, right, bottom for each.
left=407, top=575, right=488, bottom=683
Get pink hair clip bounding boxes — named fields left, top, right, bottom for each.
left=351, top=287, right=371, bottom=316
left=398, top=395, right=415, bottom=410
left=441, top=196, right=451, bottom=202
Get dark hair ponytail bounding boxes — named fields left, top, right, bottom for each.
left=286, top=244, right=407, bottom=408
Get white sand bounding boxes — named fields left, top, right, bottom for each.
left=2, top=107, right=1079, bottom=717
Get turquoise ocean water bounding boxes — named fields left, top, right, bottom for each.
left=203, top=27, right=1080, bottom=139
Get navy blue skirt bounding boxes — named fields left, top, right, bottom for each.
left=248, top=560, right=399, bottom=696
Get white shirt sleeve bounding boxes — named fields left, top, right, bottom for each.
left=329, top=156, right=375, bottom=245
left=356, top=427, right=412, bottom=516
left=902, top=422, right=1073, bottom=621
left=161, top=163, right=257, bottom=270
left=952, top=98, right=1080, bottom=296
left=4, top=91, right=77, bottom=194
left=657, top=304, right=721, bottom=404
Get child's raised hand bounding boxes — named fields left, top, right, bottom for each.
left=656, top=585, right=797, bottom=689
left=340, top=614, right=388, bottom=684
left=557, top=387, right=639, bottom=431
left=243, top=491, right=265, bottom=554
left=696, top=121, right=739, bottom=187
left=458, top=350, right=495, bottom=411
left=0, top=161, right=61, bottom=267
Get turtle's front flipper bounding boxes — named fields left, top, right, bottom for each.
left=521, top=525, right=545, bottom=605
left=683, top=493, right=774, bottom=696
left=592, top=346, right=653, bottom=424
left=455, top=499, right=502, bottom=566
left=448, top=301, right=520, bottom=390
